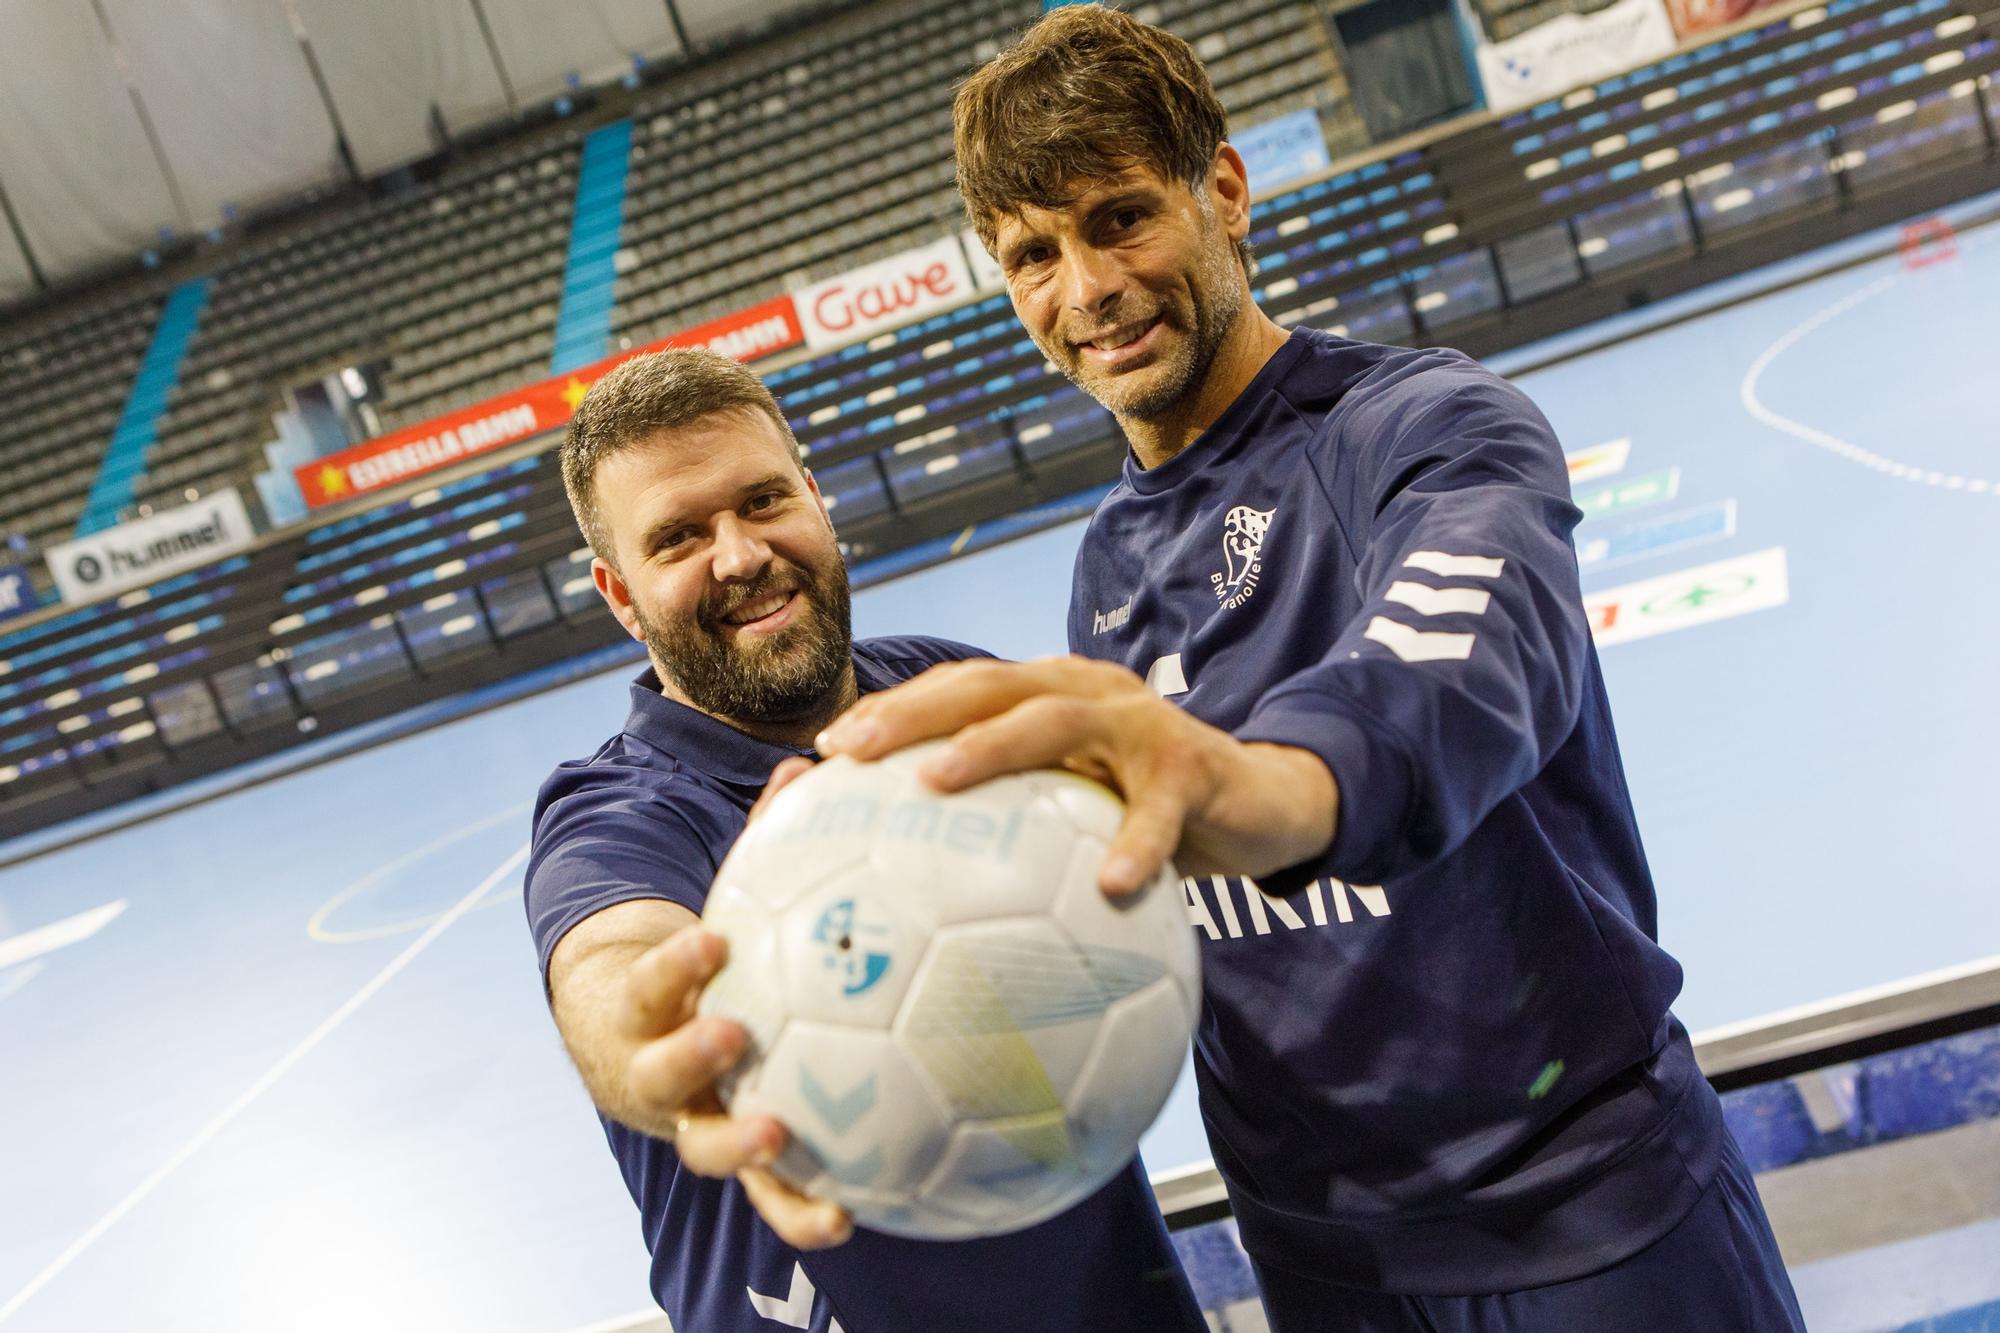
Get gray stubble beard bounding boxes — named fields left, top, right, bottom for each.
left=1042, top=211, right=1246, bottom=424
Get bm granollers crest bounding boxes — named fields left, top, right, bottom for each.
left=1212, top=505, right=1274, bottom=610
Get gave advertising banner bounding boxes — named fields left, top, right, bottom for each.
left=1475, top=0, right=1677, bottom=113
left=46, top=489, right=256, bottom=604
left=1665, top=0, right=1788, bottom=38
left=296, top=295, right=805, bottom=509
left=795, top=236, right=979, bottom=350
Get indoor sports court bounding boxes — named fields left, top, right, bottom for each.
left=3, top=1, right=1997, bottom=1330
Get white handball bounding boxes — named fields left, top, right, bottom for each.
left=696, top=741, right=1200, bottom=1240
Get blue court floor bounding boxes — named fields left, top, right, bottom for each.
left=2, top=218, right=1996, bottom=1330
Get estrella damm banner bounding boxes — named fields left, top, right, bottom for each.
left=295, top=296, right=805, bottom=509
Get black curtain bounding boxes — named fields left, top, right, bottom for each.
left=1334, top=0, right=1479, bottom=142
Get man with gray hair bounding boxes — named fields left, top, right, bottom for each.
left=523, top=347, right=1204, bottom=1331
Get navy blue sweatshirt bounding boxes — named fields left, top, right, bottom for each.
left=526, top=640, right=1205, bottom=1332
left=1067, top=328, right=1724, bottom=1295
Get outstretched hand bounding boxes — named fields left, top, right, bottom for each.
left=617, top=929, right=852, bottom=1249
left=813, top=656, right=1337, bottom=894
left=617, top=755, right=851, bottom=1250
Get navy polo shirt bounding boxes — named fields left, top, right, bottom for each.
left=526, top=637, right=1205, bottom=1332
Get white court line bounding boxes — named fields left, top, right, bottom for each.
left=0, top=961, right=45, bottom=1004
left=306, top=801, right=532, bottom=943
left=1740, top=267, right=1999, bottom=496
left=0, top=842, right=531, bottom=1327
left=0, top=900, right=127, bottom=970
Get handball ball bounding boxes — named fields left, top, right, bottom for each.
left=697, top=741, right=1200, bottom=1240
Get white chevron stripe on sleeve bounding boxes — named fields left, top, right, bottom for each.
left=1364, top=616, right=1477, bottom=663
left=1404, top=550, right=1506, bottom=578
left=1145, top=652, right=1189, bottom=697
left=1384, top=581, right=1492, bottom=617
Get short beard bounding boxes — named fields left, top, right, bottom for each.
left=634, top=557, right=853, bottom=728
left=1044, top=205, right=1245, bottom=423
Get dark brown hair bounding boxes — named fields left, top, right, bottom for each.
left=954, top=5, right=1248, bottom=269
left=559, top=347, right=800, bottom=565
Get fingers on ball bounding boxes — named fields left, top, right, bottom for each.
left=740, top=1167, right=854, bottom=1249
left=675, top=1109, right=783, bottom=1176
left=623, top=930, right=725, bottom=1031
left=629, top=1017, right=743, bottom=1111
left=1104, top=793, right=1187, bottom=895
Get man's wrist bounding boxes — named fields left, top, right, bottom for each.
left=1206, top=740, right=1339, bottom=879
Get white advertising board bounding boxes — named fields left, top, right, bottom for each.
left=795, top=236, right=980, bottom=350
left=1475, top=0, right=1677, bottom=114
left=46, top=489, right=257, bottom=604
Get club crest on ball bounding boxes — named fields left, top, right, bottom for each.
left=811, top=897, right=895, bottom=996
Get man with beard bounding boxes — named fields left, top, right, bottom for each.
left=811, top=7, right=1805, bottom=1331
left=523, top=348, right=1205, bottom=1333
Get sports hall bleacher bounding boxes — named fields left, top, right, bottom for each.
left=2, top=0, right=1998, bottom=839
left=611, top=0, right=1355, bottom=351
left=0, top=290, right=165, bottom=563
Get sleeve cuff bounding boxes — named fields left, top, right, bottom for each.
left=1235, top=697, right=1416, bottom=891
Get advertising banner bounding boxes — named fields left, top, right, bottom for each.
left=45, top=489, right=257, bottom=604
left=1234, top=108, right=1331, bottom=192
left=1585, top=546, right=1788, bottom=647
left=1665, top=0, right=1788, bottom=38
left=794, top=237, right=978, bottom=350
left=298, top=395, right=553, bottom=508
left=658, top=294, right=805, bottom=362
left=1475, top=0, right=1677, bottom=113
left=295, top=295, right=805, bottom=509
